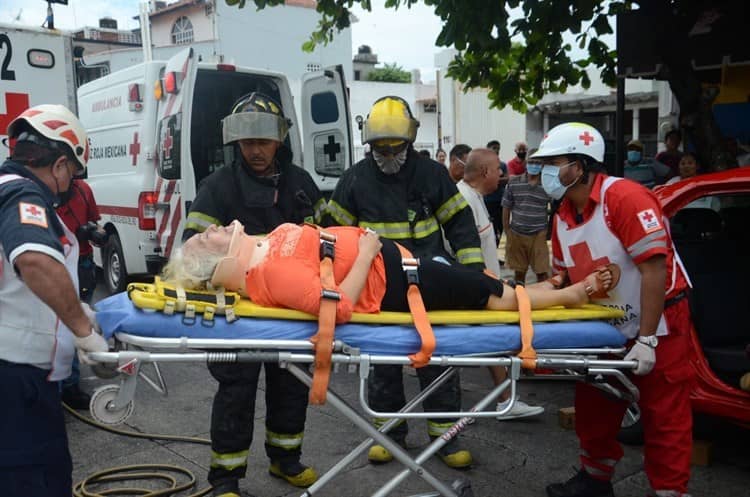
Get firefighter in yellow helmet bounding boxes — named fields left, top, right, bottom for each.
left=323, top=96, right=484, bottom=469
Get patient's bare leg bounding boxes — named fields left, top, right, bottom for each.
left=486, top=270, right=612, bottom=311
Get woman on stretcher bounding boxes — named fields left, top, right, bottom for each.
left=165, top=220, right=617, bottom=319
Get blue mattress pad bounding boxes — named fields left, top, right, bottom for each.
left=96, top=292, right=626, bottom=356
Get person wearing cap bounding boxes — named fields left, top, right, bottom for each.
left=530, top=123, right=694, bottom=497
left=0, top=104, right=109, bottom=496
left=182, top=93, right=324, bottom=497
left=324, top=96, right=484, bottom=469
left=623, top=139, right=671, bottom=189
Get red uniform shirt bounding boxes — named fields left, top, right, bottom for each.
left=551, top=173, right=688, bottom=298
left=56, top=179, right=100, bottom=257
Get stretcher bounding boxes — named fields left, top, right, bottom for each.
left=88, top=286, right=639, bottom=497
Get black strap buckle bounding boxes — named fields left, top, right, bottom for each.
left=402, top=257, right=420, bottom=285
left=321, top=289, right=341, bottom=301
left=319, top=231, right=336, bottom=261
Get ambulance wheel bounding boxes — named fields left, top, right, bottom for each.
left=89, top=385, right=134, bottom=426
left=103, top=234, right=127, bottom=294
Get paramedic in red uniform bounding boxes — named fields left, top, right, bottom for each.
left=0, top=104, right=109, bottom=497
left=533, top=123, right=693, bottom=497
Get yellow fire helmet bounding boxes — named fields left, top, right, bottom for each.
left=361, top=96, right=419, bottom=145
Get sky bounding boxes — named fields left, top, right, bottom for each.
left=0, top=0, right=447, bottom=79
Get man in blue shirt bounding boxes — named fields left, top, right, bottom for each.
left=0, top=104, right=108, bottom=497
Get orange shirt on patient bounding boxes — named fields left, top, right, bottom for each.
left=244, top=224, right=387, bottom=323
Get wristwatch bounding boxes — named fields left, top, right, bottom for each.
left=636, top=335, right=659, bottom=348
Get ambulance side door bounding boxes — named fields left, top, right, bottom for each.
left=300, top=65, right=352, bottom=194
left=153, top=47, right=198, bottom=260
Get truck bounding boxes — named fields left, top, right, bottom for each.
left=77, top=47, right=352, bottom=294
left=0, top=23, right=77, bottom=141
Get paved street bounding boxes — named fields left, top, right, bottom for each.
left=67, top=275, right=750, bottom=497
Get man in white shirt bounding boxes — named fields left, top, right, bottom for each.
left=458, top=148, right=545, bottom=420
left=456, top=148, right=501, bottom=277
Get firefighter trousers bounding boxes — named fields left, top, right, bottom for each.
left=207, top=361, right=309, bottom=485
left=368, top=364, right=462, bottom=440
left=575, top=299, right=694, bottom=494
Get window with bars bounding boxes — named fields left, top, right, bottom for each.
left=171, top=16, right=194, bottom=45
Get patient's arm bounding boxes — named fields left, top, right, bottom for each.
left=338, top=231, right=381, bottom=306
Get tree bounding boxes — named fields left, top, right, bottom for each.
left=226, top=0, right=745, bottom=171
left=367, top=63, right=412, bottom=83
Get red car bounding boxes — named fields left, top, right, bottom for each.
left=654, top=168, right=750, bottom=427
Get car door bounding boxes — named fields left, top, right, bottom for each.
left=300, top=65, right=352, bottom=195
left=153, top=47, right=198, bottom=260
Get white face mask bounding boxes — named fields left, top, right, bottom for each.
left=540, top=161, right=579, bottom=200
left=373, top=148, right=408, bottom=174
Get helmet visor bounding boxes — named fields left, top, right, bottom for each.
left=222, top=112, right=289, bottom=145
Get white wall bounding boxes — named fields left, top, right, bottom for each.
left=214, top=2, right=353, bottom=83
left=435, top=49, right=526, bottom=158
left=150, top=4, right=214, bottom=47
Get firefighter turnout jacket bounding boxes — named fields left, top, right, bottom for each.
left=324, top=149, right=485, bottom=270
left=183, top=151, right=326, bottom=240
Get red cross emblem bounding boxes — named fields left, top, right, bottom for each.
left=641, top=211, right=654, bottom=222
left=162, top=130, right=173, bottom=160
left=0, top=93, right=31, bottom=144
left=129, top=132, right=141, bottom=166
left=567, top=242, right=611, bottom=284
left=579, top=131, right=595, bottom=146
left=27, top=205, right=42, bottom=216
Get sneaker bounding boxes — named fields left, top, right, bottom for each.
left=546, top=469, right=614, bottom=497
left=496, top=396, right=544, bottom=420
left=268, top=460, right=318, bottom=488
left=61, top=384, right=92, bottom=410
left=434, top=438, right=473, bottom=469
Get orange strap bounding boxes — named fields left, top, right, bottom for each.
left=514, top=285, right=537, bottom=369
left=309, top=232, right=338, bottom=405
left=396, top=245, right=436, bottom=368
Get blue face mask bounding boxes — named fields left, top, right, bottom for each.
left=627, top=150, right=642, bottom=163
left=526, top=163, right=542, bottom=175
left=541, top=163, right=578, bottom=200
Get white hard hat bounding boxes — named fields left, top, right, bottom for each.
left=7, top=104, right=89, bottom=171
left=530, top=122, right=604, bottom=163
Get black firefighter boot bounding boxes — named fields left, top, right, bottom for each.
left=546, top=469, right=615, bottom=497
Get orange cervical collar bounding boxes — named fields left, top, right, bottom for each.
left=210, top=223, right=256, bottom=292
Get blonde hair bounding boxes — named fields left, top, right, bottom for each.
left=160, top=247, right=224, bottom=290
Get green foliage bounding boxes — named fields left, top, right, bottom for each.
left=367, top=63, right=412, bottom=83
left=226, top=0, right=629, bottom=111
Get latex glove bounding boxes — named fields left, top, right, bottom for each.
left=81, top=302, right=100, bottom=332
left=74, top=329, right=109, bottom=365
left=624, top=341, right=656, bottom=375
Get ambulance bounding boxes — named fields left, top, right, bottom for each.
left=0, top=23, right=77, bottom=141
left=78, top=47, right=352, bottom=293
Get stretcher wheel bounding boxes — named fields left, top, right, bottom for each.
left=89, top=385, right=134, bottom=425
